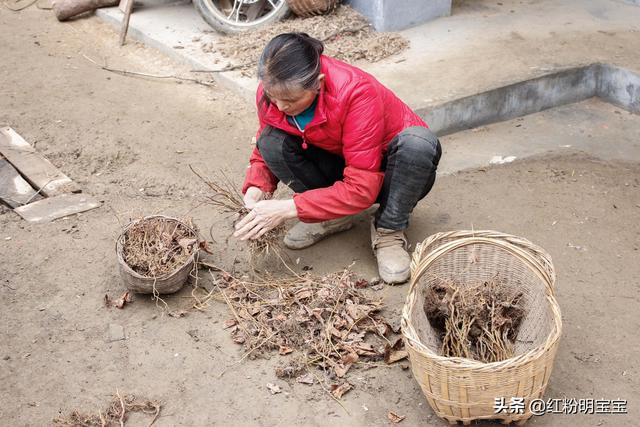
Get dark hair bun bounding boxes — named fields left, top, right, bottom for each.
left=258, top=32, right=325, bottom=92
left=295, top=32, right=324, bottom=56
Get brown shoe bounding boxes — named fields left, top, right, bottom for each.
left=283, top=216, right=354, bottom=250
left=371, top=222, right=411, bottom=284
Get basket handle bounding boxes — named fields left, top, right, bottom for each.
left=412, top=230, right=556, bottom=292
left=410, top=235, right=556, bottom=297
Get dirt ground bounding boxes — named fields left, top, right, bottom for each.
left=1, top=7, right=639, bottom=427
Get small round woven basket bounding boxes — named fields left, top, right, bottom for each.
left=402, top=230, right=562, bottom=425
left=116, top=215, right=197, bottom=295
left=286, top=0, right=339, bottom=17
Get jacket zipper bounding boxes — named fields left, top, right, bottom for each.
left=291, top=116, right=308, bottom=150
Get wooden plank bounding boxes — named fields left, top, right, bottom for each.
left=119, top=0, right=134, bottom=46
left=14, top=193, right=101, bottom=224
left=118, top=0, right=129, bottom=13
left=0, top=157, right=42, bottom=208
left=0, top=127, right=81, bottom=197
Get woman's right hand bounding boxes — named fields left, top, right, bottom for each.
left=243, top=186, right=265, bottom=209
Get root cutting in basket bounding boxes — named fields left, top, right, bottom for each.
left=423, top=278, right=525, bottom=363
left=120, top=217, right=198, bottom=277
left=189, top=165, right=285, bottom=259
left=53, top=391, right=161, bottom=427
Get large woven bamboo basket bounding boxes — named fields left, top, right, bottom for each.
left=116, top=215, right=198, bottom=295
left=286, top=0, right=339, bottom=17
left=402, top=230, right=562, bottom=425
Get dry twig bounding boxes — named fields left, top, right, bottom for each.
left=53, top=392, right=161, bottom=427
left=82, top=54, right=216, bottom=87
left=189, top=165, right=285, bottom=262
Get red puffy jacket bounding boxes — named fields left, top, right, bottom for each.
left=242, top=55, right=427, bottom=223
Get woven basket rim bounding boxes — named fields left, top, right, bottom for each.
left=115, top=215, right=198, bottom=280
left=402, top=230, right=563, bottom=369
left=287, top=0, right=338, bottom=15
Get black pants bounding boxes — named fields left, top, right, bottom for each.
left=257, top=126, right=442, bottom=230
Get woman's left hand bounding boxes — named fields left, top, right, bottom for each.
left=233, top=199, right=298, bottom=240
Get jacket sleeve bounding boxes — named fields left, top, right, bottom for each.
left=293, top=80, right=385, bottom=222
left=242, top=85, right=279, bottom=194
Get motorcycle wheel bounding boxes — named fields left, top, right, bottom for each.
left=194, top=0, right=290, bottom=34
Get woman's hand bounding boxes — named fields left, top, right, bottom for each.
left=243, top=186, right=265, bottom=209
left=234, top=199, right=298, bottom=241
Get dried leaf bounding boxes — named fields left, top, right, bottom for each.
left=276, top=363, right=305, bottom=379
left=376, top=322, right=390, bottom=336
left=330, top=326, right=344, bottom=339
left=355, top=279, right=369, bottom=288
left=238, top=308, right=253, bottom=320
left=334, top=363, right=350, bottom=378
left=330, top=382, right=353, bottom=399
left=295, top=289, right=313, bottom=300
left=198, top=240, right=213, bottom=254
left=279, top=346, right=294, bottom=355
left=311, top=308, right=324, bottom=322
left=387, top=411, right=405, bottom=423
left=384, top=338, right=408, bottom=364
left=104, top=294, right=112, bottom=308
left=178, top=238, right=197, bottom=252
left=232, top=333, right=246, bottom=344
left=168, top=310, right=187, bottom=318
left=296, top=373, right=314, bottom=385
left=114, top=291, right=132, bottom=309
left=389, top=320, right=401, bottom=334
left=266, top=383, right=281, bottom=394
left=295, top=315, right=310, bottom=323
left=346, top=331, right=366, bottom=342
left=354, top=342, right=377, bottom=356
left=223, top=319, right=238, bottom=329
left=386, top=349, right=408, bottom=364
left=333, top=317, right=346, bottom=329
left=346, top=304, right=370, bottom=320
left=341, top=352, right=359, bottom=365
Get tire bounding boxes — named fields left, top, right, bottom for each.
left=194, top=0, right=291, bottom=35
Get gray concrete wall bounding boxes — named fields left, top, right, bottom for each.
left=420, top=65, right=599, bottom=136
left=345, top=0, right=451, bottom=32
left=417, top=64, right=640, bottom=136
left=597, top=64, right=640, bottom=113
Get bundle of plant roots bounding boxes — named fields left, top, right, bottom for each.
left=120, top=217, right=197, bottom=277
left=190, top=166, right=284, bottom=259
left=53, top=392, right=161, bottom=427
left=200, top=6, right=408, bottom=76
left=214, top=268, right=397, bottom=386
left=423, top=278, right=525, bottom=363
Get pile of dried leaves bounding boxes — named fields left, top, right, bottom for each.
left=423, top=278, right=525, bottom=363
left=120, top=217, right=198, bottom=277
left=190, top=166, right=285, bottom=260
left=201, top=6, right=408, bottom=76
left=53, top=392, right=161, bottom=427
left=213, top=268, right=405, bottom=398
